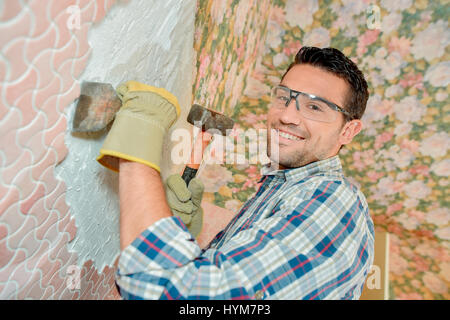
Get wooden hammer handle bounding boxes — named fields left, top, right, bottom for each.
left=181, top=131, right=213, bottom=186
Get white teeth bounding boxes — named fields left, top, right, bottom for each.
left=278, top=130, right=301, bottom=141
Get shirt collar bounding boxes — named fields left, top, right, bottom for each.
left=258, top=155, right=343, bottom=183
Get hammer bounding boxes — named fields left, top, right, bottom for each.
left=72, top=82, right=234, bottom=184
left=182, top=104, right=234, bottom=185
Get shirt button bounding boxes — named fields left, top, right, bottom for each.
left=254, top=290, right=264, bottom=300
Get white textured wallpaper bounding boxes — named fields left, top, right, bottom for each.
left=55, top=0, right=196, bottom=270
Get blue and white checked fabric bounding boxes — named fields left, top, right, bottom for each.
left=116, top=155, right=375, bottom=300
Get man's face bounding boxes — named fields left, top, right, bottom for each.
left=267, top=64, right=354, bottom=169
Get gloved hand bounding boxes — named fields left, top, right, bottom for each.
left=97, top=81, right=180, bottom=172
left=165, top=174, right=204, bottom=238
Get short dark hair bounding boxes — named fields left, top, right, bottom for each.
left=282, top=47, right=369, bottom=122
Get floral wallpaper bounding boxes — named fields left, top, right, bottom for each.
left=192, top=0, right=272, bottom=115
left=193, top=0, right=449, bottom=299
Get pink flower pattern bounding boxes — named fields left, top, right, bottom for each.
left=194, top=0, right=448, bottom=300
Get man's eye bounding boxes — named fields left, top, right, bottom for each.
left=308, top=104, right=323, bottom=112
left=277, top=96, right=289, bottom=101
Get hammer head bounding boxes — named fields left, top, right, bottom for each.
left=187, top=104, right=234, bottom=136
left=72, top=81, right=122, bottom=132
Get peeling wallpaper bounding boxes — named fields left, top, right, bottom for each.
left=1, top=0, right=195, bottom=299
left=56, top=0, right=196, bottom=272
left=0, top=0, right=122, bottom=300
left=1, top=0, right=448, bottom=300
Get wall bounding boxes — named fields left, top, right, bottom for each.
left=1, top=0, right=448, bottom=300
left=0, top=0, right=196, bottom=299
left=195, top=0, right=449, bottom=299
left=191, top=0, right=273, bottom=245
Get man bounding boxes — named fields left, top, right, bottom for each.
left=97, top=47, right=374, bottom=299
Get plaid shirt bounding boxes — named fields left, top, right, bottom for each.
left=116, top=156, right=374, bottom=300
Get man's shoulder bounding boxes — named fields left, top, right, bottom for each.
left=288, top=173, right=366, bottom=201
left=281, top=174, right=372, bottom=225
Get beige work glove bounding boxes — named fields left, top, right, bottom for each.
left=165, top=174, right=204, bottom=238
left=97, top=81, right=180, bottom=172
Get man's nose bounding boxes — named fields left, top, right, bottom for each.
left=279, top=97, right=302, bottom=125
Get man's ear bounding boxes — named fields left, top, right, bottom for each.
left=339, top=120, right=363, bottom=145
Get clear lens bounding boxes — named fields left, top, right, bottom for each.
left=270, top=87, right=338, bottom=123
left=271, top=87, right=290, bottom=107
left=298, top=95, right=337, bottom=122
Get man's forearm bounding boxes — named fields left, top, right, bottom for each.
left=119, top=159, right=172, bottom=250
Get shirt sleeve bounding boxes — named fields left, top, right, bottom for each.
left=116, top=180, right=374, bottom=300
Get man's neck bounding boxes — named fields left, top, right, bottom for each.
left=270, top=153, right=340, bottom=171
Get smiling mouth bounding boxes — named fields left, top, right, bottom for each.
left=276, top=129, right=305, bottom=142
